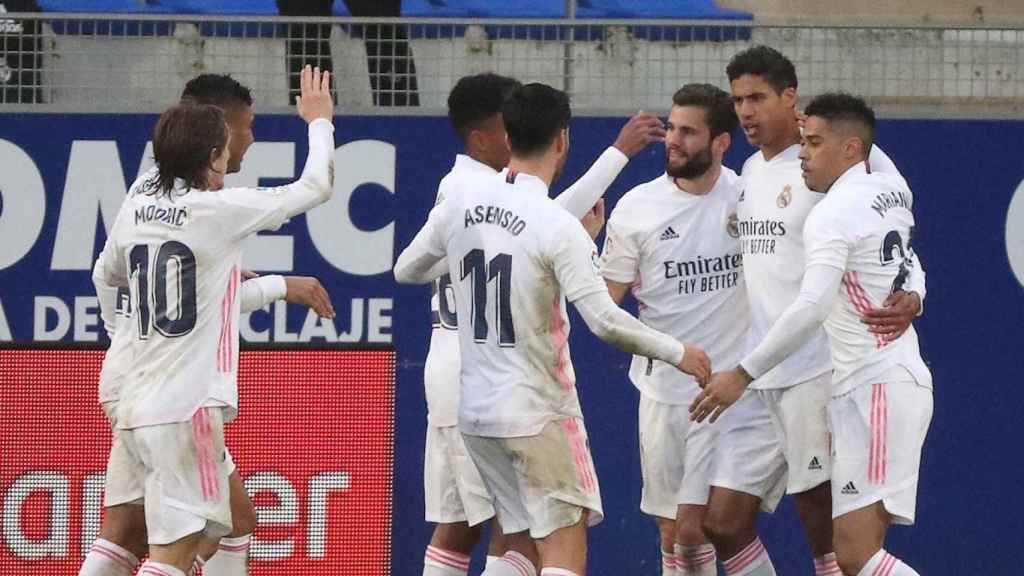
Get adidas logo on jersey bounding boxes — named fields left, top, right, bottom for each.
left=841, top=481, right=859, bottom=495
left=808, top=456, right=822, bottom=471
left=659, top=226, right=679, bottom=241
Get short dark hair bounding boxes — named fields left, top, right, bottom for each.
left=180, top=74, right=253, bottom=110
left=726, top=45, right=798, bottom=94
left=672, top=83, right=739, bottom=138
left=447, top=73, right=521, bottom=140
left=804, top=92, right=876, bottom=151
left=149, top=104, right=228, bottom=196
left=502, top=83, right=571, bottom=157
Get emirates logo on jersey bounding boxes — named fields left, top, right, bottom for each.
left=727, top=213, right=739, bottom=238
left=777, top=185, right=793, bottom=209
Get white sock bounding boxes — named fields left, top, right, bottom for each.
left=189, top=556, right=205, bottom=576
left=424, top=545, right=470, bottom=575
left=723, top=538, right=776, bottom=576
left=677, top=543, right=717, bottom=576
left=202, top=534, right=250, bottom=576
left=539, top=569, right=579, bottom=576
left=483, top=551, right=537, bottom=576
left=138, top=560, right=187, bottom=576
left=815, top=552, right=842, bottom=576
left=856, top=549, right=921, bottom=576
left=661, top=547, right=678, bottom=575
left=78, top=538, right=140, bottom=576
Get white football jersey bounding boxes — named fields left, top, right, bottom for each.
left=425, top=155, right=497, bottom=427
left=738, top=143, right=901, bottom=389
left=803, top=163, right=932, bottom=396
left=411, top=168, right=610, bottom=438
left=601, top=169, right=749, bottom=405
left=423, top=149, right=628, bottom=428
left=95, top=119, right=334, bottom=429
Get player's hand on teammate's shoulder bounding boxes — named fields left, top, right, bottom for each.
left=860, top=290, right=921, bottom=342
left=295, top=65, right=334, bottom=124
left=581, top=199, right=606, bottom=240
left=284, top=276, right=336, bottom=319
left=689, top=368, right=747, bottom=424
left=241, top=269, right=259, bottom=281
left=676, top=344, right=711, bottom=387
left=612, top=111, right=666, bottom=158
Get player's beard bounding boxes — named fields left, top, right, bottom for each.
left=666, top=145, right=712, bottom=180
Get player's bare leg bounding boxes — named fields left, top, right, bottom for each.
left=675, top=504, right=715, bottom=576
left=78, top=504, right=145, bottom=576
left=793, top=481, right=839, bottom=574
left=143, top=531, right=203, bottom=575
left=654, top=515, right=678, bottom=574
left=196, top=470, right=256, bottom=575
left=833, top=502, right=919, bottom=576
left=423, top=521, right=481, bottom=575
left=703, top=487, right=775, bottom=575
left=487, top=518, right=510, bottom=562
left=534, top=511, right=588, bottom=575
left=478, top=529, right=539, bottom=575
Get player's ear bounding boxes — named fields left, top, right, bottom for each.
left=468, top=129, right=486, bottom=154
left=781, top=86, right=797, bottom=109
left=712, top=131, right=731, bottom=158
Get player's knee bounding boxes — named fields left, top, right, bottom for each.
left=98, top=507, right=149, bottom=559
left=431, top=522, right=482, bottom=554
left=676, top=516, right=706, bottom=547
left=230, top=500, right=257, bottom=536
left=832, top=526, right=871, bottom=575
left=701, top=507, right=744, bottom=545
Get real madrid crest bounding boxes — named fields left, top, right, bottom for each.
left=777, top=184, right=792, bottom=209
left=727, top=213, right=739, bottom=238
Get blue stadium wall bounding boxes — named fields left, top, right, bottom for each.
left=1, top=113, right=1022, bottom=574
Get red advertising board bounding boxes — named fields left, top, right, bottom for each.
left=0, top=347, right=395, bottom=575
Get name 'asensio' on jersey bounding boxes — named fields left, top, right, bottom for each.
left=463, top=203, right=527, bottom=236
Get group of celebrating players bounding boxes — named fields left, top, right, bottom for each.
left=76, top=42, right=931, bottom=576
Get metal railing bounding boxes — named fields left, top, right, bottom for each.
left=0, top=13, right=1021, bottom=116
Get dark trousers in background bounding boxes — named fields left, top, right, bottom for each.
left=276, top=0, right=419, bottom=106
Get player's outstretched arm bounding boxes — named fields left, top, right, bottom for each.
left=239, top=275, right=336, bottom=319
left=280, top=65, right=336, bottom=219
left=573, top=290, right=709, bottom=385
left=553, top=113, right=664, bottom=219
left=690, top=263, right=841, bottom=423
left=861, top=253, right=926, bottom=341
left=394, top=202, right=450, bottom=284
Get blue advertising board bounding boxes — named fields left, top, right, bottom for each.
left=1, top=113, right=1022, bottom=573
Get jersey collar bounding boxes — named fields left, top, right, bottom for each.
left=830, top=160, right=871, bottom=191
left=454, top=154, right=499, bottom=175
left=500, top=168, right=549, bottom=196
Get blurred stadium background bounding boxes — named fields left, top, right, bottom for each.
left=1, top=0, right=1022, bottom=574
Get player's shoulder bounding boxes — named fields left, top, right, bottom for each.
left=739, top=150, right=769, bottom=176
left=613, top=174, right=666, bottom=213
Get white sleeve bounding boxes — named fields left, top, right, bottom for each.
left=239, top=275, right=288, bottom=313
left=394, top=202, right=450, bottom=284
left=220, top=119, right=336, bottom=240
left=554, top=147, right=629, bottom=219
left=903, top=248, right=926, bottom=314
left=550, top=218, right=611, bottom=303
left=573, top=290, right=684, bottom=367
left=599, top=214, right=639, bottom=284
left=741, top=264, right=843, bottom=378
left=92, top=250, right=120, bottom=336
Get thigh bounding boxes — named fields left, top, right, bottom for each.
left=770, top=374, right=833, bottom=494
left=133, top=408, right=233, bottom=545
left=829, top=374, right=933, bottom=525
left=638, top=396, right=689, bottom=519
left=462, top=432, right=530, bottom=537
left=507, top=418, right=604, bottom=540
left=711, top=390, right=787, bottom=513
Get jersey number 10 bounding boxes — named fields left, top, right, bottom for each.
left=460, top=248, right=516, bottom=347
left=129, top=241, right=198, bottom=339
